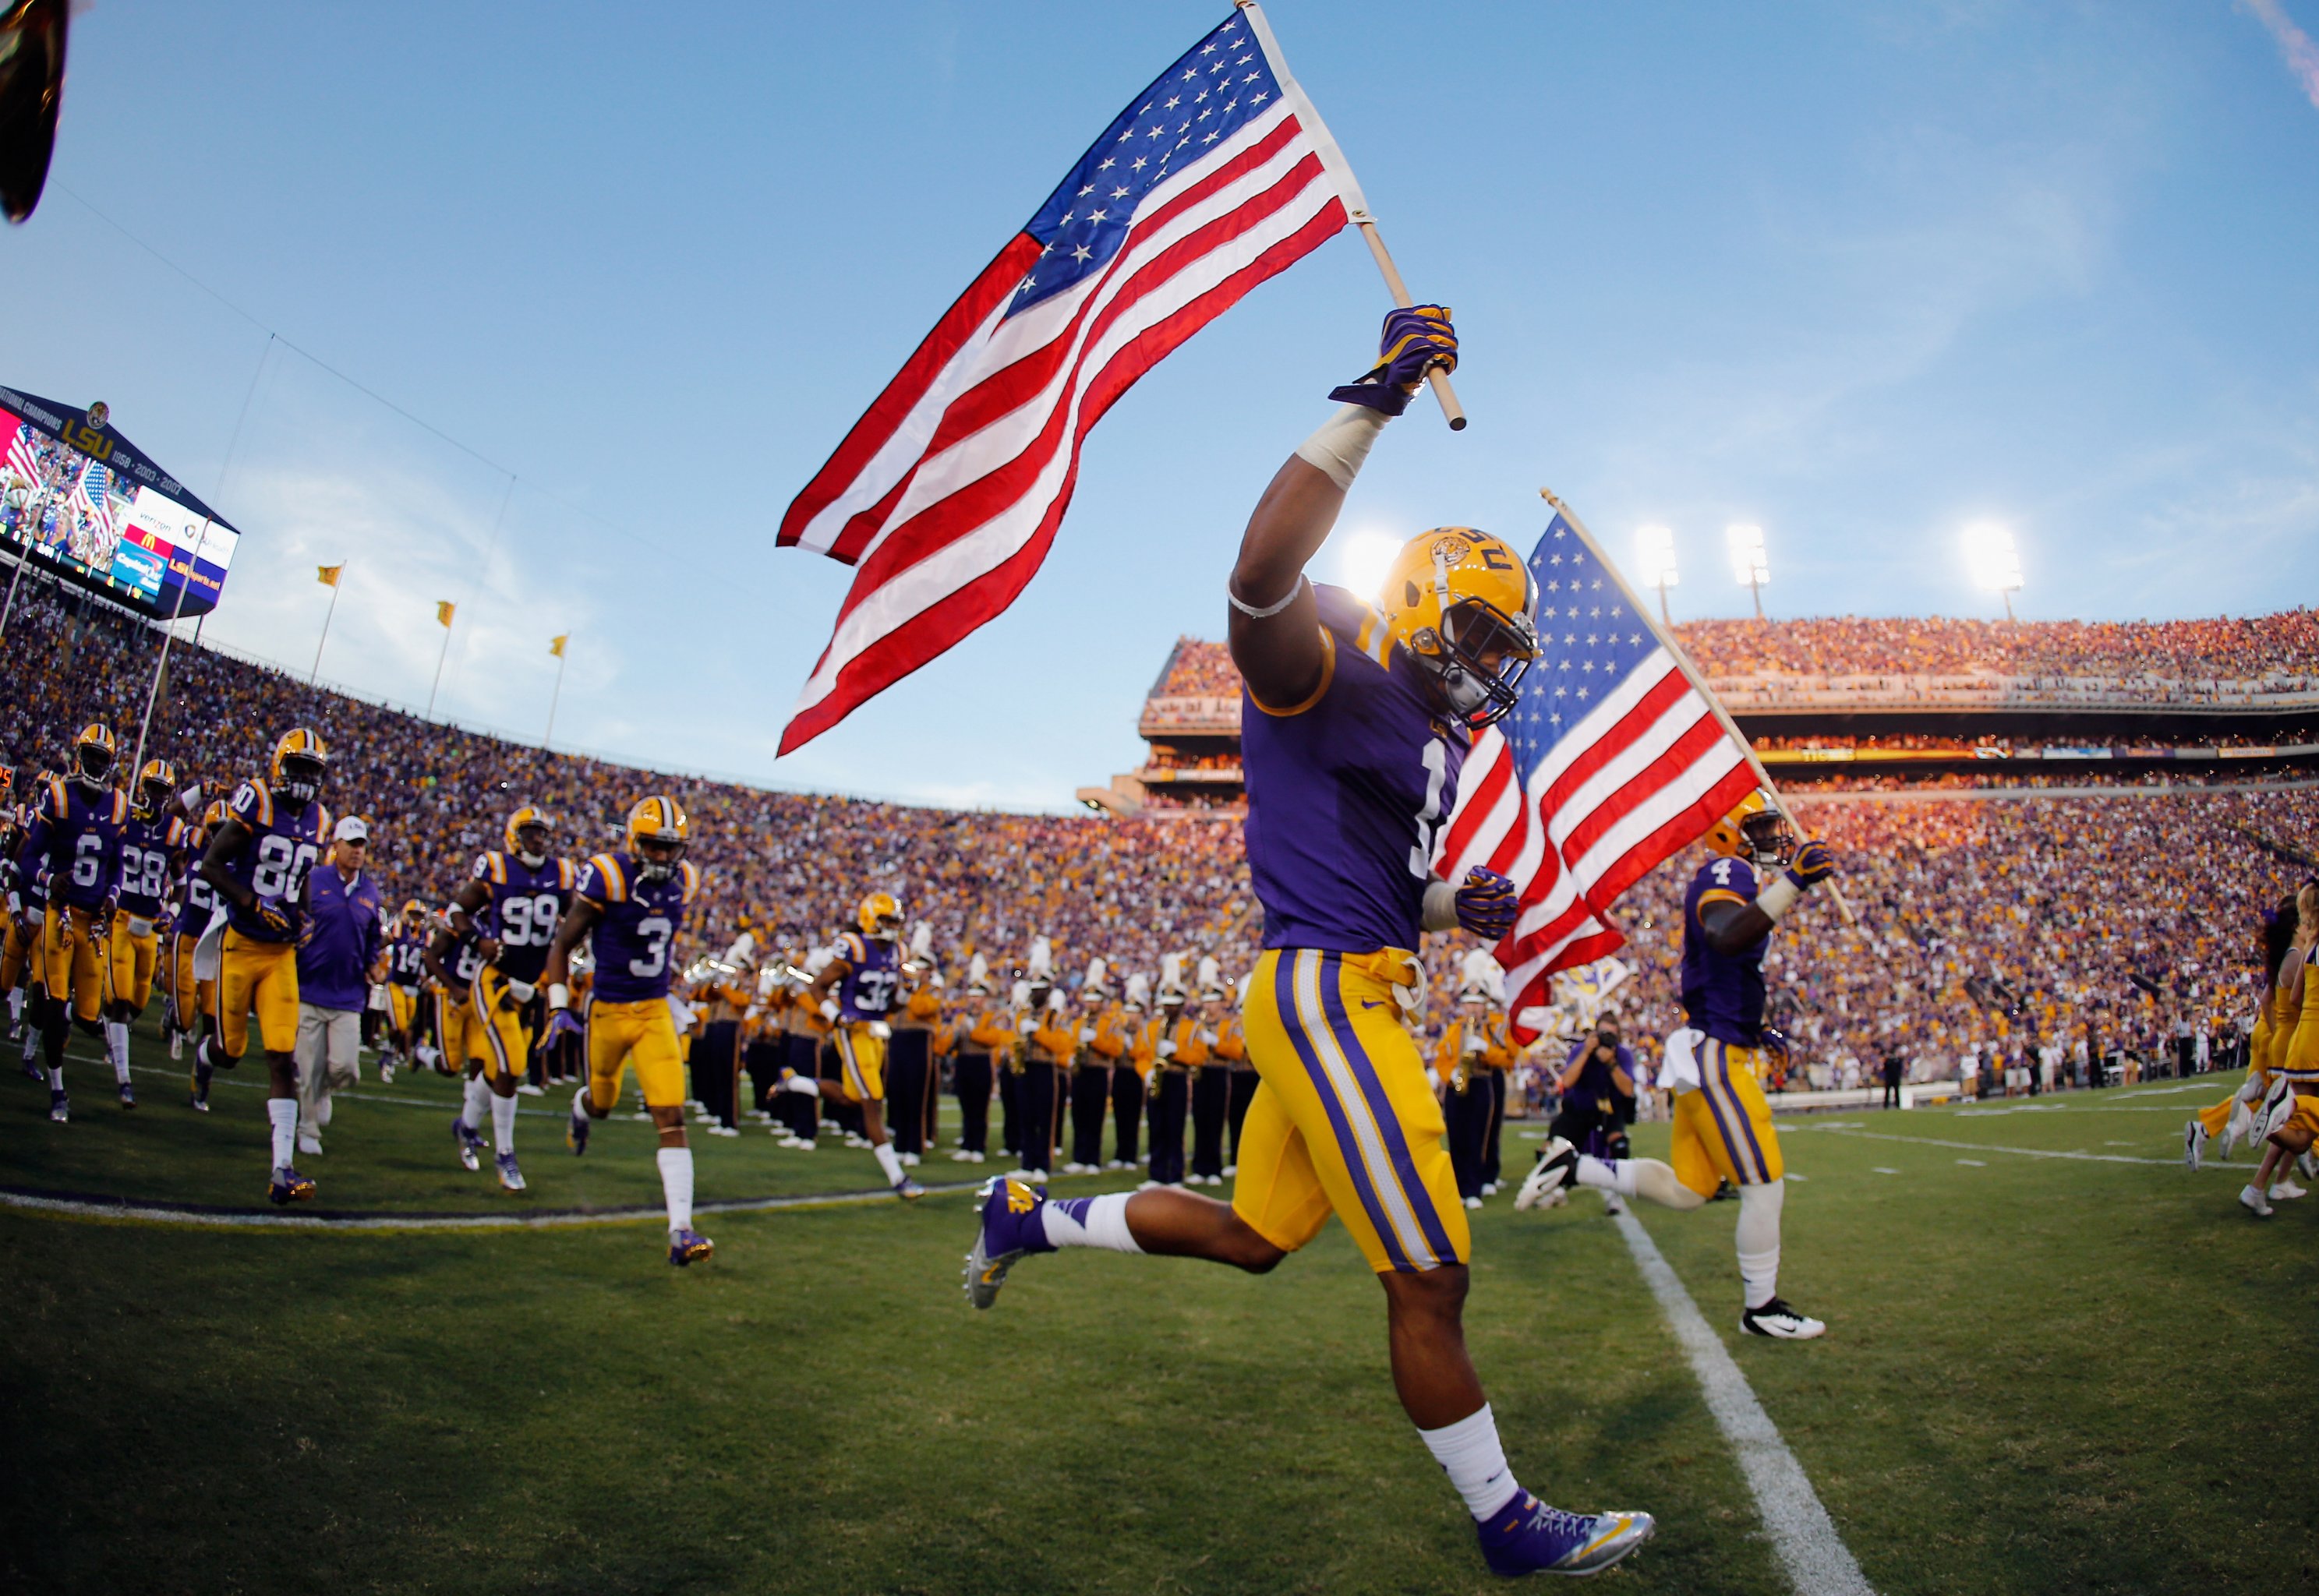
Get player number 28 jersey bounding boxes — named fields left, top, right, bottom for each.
left=116, top=810, right=183, bottom=920
left=574, top=851, right=698, bottom=1004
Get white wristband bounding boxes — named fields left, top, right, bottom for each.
left=1756, top=874, right=1801, bottom=923
left=547, top=983, right=570, bottom=1012
left=1421, top=878, right=1460, bottom=933
left=1227, top=572, right=1306, bottom=620
left=1293, top=402, right=1389, bottom=491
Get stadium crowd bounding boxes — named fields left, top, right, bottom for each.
left=5, top=584, right=2305, bottom=1120
left=1677, top=609, right=2319, bottom=683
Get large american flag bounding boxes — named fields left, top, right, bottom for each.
left=776, top=6, right=1361, bottom=753
left=1433, top=509, right=1761, bottom=1040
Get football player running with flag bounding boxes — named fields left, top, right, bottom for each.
left=963, top=308, right=1656, bottom=1578
left=541, top=796, right=713, bottom=1266
left=1519, top=791, right=1836, bottom=1339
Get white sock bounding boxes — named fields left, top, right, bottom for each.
left=872, top=1140, right=906, bottom=1185
left=1578, top=1154, right=1706, bottom=1211
left=657, top=1146, right=695, bottom=1231
left=462, top=1074, right=491, bottom=1131
left=1417, top=1403, right=1522, bottom=1520
left=571, top=1083, right=592, bottom=1123
left=1039, top=1191, right=1144, bottom=1253
left=490, top=1091, right=518, bottom=1156
left=1575, top=1154, right=1635, bottom=1196
left=46, top=1065, right=64, bottom=1090
left=1736, top=1179, right=1784, bottom=1308
left=782, top=1075, right=821, bottom=1096
left=6, top=988, right=18, bottom=1022
left=108, top=1022, right=131, bottom=1082
left=268, top=1097, right=298, bottom=1169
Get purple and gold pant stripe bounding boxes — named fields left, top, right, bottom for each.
left=1698, top=1038, right=1773, bottom=1184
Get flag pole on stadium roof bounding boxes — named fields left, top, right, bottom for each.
left=426, top=600, right=456, bottom=719
left=1238, top=0, right=1466, bottom=430
left=310, top=563, right=345, bottom=684
left=1542, top=488, right=1858, bottom=929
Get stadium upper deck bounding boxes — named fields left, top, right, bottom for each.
left=1083, top=609, right=2319, bottom=814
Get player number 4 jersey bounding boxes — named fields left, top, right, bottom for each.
left=1681, top=856, right=1767, bottom=1047
left=574, top=851, right=698, bottom=1004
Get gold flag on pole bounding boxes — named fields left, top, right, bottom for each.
left=436, top=600, right=456, bottom=628
left=316, top=564, right=343, bottom=588
left=549, top=634, right=567, bottom=659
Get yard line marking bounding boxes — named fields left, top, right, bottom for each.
left=1614, top=1213, right=1876, bottom=1596
left=1955, top=1159, right=1985, bottom=1167
left=0, top=1178, right=1004, bottom=1232
left=1871, top=1167, right=1900, bottom=1175
left=1819, top=1127, right=2199, bottom=1168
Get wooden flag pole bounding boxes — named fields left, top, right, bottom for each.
left=1236, top=0, right=1465, bottom=431
left=1542, top=487, right=1858, bottom=928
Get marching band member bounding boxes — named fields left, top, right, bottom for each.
left=1140, top=966, right=1189, bottom=1189
left=1066, top=957, right=1122, bottom=1174
left=1187, top=956, right=1229, bottom=1185
left=889, top=923, right=944, bottom=1165
left=1110, top=971, right=1151, bottom=1171
left=952, top=953, right=1002, bottom=1163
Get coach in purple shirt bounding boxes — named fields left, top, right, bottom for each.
left=295, top=816, right=386, bottom=1154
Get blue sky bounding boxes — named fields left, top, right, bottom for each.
left=5, top=2, right=2316, bottom=808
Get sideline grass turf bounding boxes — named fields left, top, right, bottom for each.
left=3, top=1023, right=2312, bottom=1593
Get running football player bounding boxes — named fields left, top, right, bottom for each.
left=963, top=308, right=1653, bottom=1577
left=542, top=796, right=713, bottom=1266
left=1520, top=791, right=1835, bottom=1341
left=2240, top=885, right=2317, bottom=1216
left=433, top=806, right=572, bottom=1192
left=20, top=725, right=129, bottom=1120
left=379, top=899, right=430, bottom=1082
left=197, top=728, right=331, bottom=1203
left=777, top=892, right=925, bottom=1199
left=104, top=757, right=185, bottom=1099
left=173, top=797, right=226, bottom=1094
left=2185, top=894, right=2294, bottom=1174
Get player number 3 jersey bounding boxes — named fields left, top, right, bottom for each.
left=574, top=851, right=698, bottom=1003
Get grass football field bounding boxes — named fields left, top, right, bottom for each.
left=3, top=1023, right=2314, bottom=1595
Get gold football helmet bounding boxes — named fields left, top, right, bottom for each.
left=71, top=722, right=116, bottom=789
left=857, top=890, right=902, bottom=942
left=1704, top=789, right=1794, bottom=869
left=626, top=795, right=689, bottom=880
left=134, top=757, right=175, bottom=815
left=504, top=804, right=553, bottom=863
left=1377, top=528, right=1540, bottom=729
left=270, top=727, right=328, bottom=804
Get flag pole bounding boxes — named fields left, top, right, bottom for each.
left=543, top=640, right=567, bottom=748
left=426, top=606, right=454, bottom=719
left=1237, top=1, right=1467, bottom=431
left=1542, top=488, right=1857, bottom=927
left=310, top=566, right=343, bottom=684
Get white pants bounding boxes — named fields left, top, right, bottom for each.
left=296, top=1005, right=362, bottom=1138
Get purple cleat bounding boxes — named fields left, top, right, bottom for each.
left=962, top=1175, right=1055, bottom=1310
left=269, top=1166, right=316, bottom=1206
left=668, top=1227, right=714, bottom=1267
left=453, top=1114, right=484, bottom=1172
left=1476, top=1492, right=1654, bottom=1577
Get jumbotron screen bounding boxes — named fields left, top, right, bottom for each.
left=0, top=384, right=238, bottom=620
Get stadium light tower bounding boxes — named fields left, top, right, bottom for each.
left=1962, top=521, right=2024, bottom=621
left=1635, top=524, right=1677, bottom=625
left=1726, top=523, right=1769, bottom=620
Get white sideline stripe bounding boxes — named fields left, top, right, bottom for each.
left=0, top=1180, right=991, bottom=1232
left=1614, top=1212, right=1876, bottom=1596
left=1820, top=1128, right=2202, bottom=1168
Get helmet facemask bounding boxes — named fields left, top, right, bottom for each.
left=514, top=821, right=551, bottom=870
left=74, top=740, right=112, bottom=791
left=1419, top=595, right=1536, bottom=731
left=278, top=754, right=324, bottom=806
left=1737, top=809, right=1795, bottom=870
left=634, top=834, right=683, bottom=883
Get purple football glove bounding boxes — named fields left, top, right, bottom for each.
left=1453, top=866, right=1518, bottom=941
left=249, top=895, right=299, bottom=940
left=1328, top=305, right=1458, bottom=415
left=1786, top=840, right=1836, bottom=888
left=546, top=1009, right=585, bottom=1044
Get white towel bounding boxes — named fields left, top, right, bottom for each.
left=1662, top=1026, right=1704, bottom=1096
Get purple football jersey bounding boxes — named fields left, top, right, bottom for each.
left=1241, top=584, right=1468, bottom=955
left=115, top=810, right=182, bottom=918
left=1681, top=856, right=1766, bottom=1045
left=835, top=931, right=901, bottom=1021
left=574, top=852, right=696, bottom=1003
left=21, top=779, right=125, bottom=912
left=220, top=779, right=330, bottom=942
left=468, top=849, right=574, bottom=983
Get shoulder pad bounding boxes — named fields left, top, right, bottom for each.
left=557, top=858, right=576, bottom=889
left=584, top=853, right=627, bottom=902
left=679, top=860, right=700, bottom=900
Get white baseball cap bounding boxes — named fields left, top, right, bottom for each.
left=333, top=815, right=369, bottom=842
